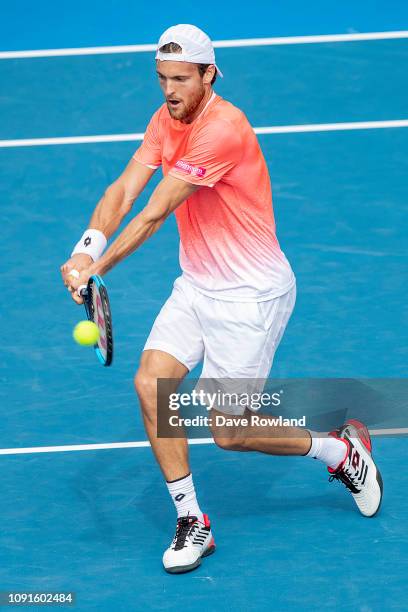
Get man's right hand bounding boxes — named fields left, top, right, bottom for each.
left=60, top=253, right=93, bottom=301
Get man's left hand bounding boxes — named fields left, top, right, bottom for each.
left=65, top=267, right=94, bottom=305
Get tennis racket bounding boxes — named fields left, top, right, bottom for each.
left=71, top=271, right=114, bottom=366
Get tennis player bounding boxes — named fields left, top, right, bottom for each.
left=61, top=24, right=383, bottom=574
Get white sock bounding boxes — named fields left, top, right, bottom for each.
left=166, top=473, right=204, bottom=521
left=306, top=431, right=348, bottom=469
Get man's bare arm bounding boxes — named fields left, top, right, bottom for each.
left=60, top=159, right=154, bottom=296
left=90, top=175, right=198, bottom=276
left=88, top=159, right=157, bottom=238
left=61, top=158, right=156, bottom=293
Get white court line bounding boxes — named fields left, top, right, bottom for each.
left=0, top=429, right=406, bottom=456
left=1, top=30, right=407, bottom=59
left=1, top=119, right=408, bottom=149
left=255, top=119, right=408, bottom=134
left=0, top=438, right=214, bottom=456
left=0, top=133, right=145, bottom=148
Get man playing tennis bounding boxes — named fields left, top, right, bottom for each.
left=61, top=24, right=383, bottom=574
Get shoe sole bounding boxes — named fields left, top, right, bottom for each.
left=370, top=469, right=384, bottom=517
left=164, top=543, right=216, bottom=574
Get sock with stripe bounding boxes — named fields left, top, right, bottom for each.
left=306, top=432, right=348, bottom=469
left=166, top=472, right=204, bottom=521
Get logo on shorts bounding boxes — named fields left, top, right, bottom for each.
left=175, top=160, right=206, bottom=178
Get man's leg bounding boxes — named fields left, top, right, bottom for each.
left=136, top=276, right=204, bottom=504
left=135, top=348, right=189, bottom=481
left=135, top=348, right=215, bottom=573
left=211, top=407, right=311, bottom=454
left=135, top=348, right=205, bottom=518
left=210, top=407, right=347, bottom=469
left=210, top=409, right=383, bottom=517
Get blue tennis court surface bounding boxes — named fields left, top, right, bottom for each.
left=1, top=2, right=407, bottom=610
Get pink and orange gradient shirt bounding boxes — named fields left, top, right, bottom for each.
left=133, top=93, right=295, bottom=301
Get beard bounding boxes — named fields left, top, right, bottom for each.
left=166, top=84, right=206, bottom=122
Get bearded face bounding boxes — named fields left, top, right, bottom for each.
left=156, top=60, right=213, bottom=123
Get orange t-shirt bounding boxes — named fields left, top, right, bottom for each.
left=133, top=93, right=295, bottom=301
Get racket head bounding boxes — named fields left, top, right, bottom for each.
left=82, top=275, right=113, bottom=366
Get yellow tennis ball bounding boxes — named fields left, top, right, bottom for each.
left=73, top=321, right=100, bottom=346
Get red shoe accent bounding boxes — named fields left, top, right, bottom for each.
left=203, top=513, right=211, bottom=528
left=346, top=419, right=372, bottom=452
left=328, top=429, right=339, bottom=439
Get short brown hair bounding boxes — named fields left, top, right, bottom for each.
left=158, top=42, right=217, bottom=85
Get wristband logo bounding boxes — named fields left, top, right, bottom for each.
left=175, top=160, right=206, bottom=178
left=84, top=236, right=91, bottom=246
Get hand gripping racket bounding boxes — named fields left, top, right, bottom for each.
left=70, top=270, right=114, bottom=366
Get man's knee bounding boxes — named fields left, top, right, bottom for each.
left=135, top=350, right=187, bottom=397
left=134, top=351, right=168, bottom=401
left=213, top=435, right=246, bottom=452
left=134, top=370, right=158, bottom=425
left=211, top=410, right=248, bottom=451
left=134, top=350, right=188, bottom=421
left=134, top=369, right=157, bottom=402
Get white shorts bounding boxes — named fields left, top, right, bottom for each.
left=144, top=276, right=296, bottom=415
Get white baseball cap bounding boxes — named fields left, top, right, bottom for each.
left=156, top=24, right=223, bottom=78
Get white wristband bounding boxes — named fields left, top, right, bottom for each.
left=71, top=229, right=107, bottom=262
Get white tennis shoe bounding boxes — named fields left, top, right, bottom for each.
left=163, top=514, right=216, bottom=574
left=328, top=419, right=383, bottom=517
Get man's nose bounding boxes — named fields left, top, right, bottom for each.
left=164, top=81, right=176, bottom=98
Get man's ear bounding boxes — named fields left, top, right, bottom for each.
left=203, top=65, right=216, bottom=85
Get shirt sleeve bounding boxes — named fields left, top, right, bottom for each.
left=132, top=111, right=162, bottom=169
left=168, top=119, right=242, bottom=188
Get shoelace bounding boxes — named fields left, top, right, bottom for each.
left=329, top=465, right=360, bottom=494
left=173, top=516, right=198, bottom=551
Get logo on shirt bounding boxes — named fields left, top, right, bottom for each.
left=175, top=160, right=206, bottom=178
